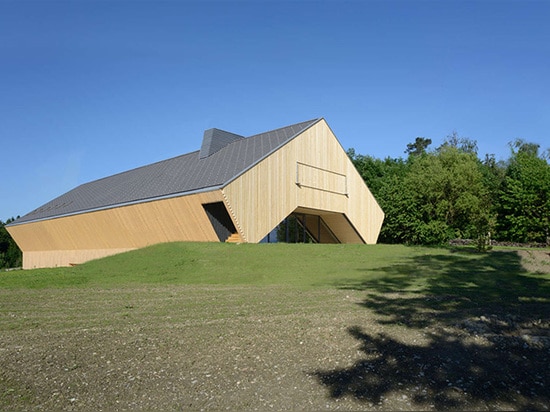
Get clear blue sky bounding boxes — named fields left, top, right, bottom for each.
left=1, top=0, right=549, bottom=220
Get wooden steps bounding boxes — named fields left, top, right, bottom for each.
left=225, top=233, right=242, bottom=243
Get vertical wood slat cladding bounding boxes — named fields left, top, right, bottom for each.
left=296, top=162, right=347, bottom=195
left=23, top=249, right=134, bottom=269
left=9, top=191, right=223, bottom=268
left=222, top=119, right=384, bottom=244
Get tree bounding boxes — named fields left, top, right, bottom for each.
left=405, top=137, right=432, bottom=156
left=349, top=135, right=547, bottom=248
left=347, top=149, right=408, bottom=198
left=0, top=218, right=22, bottom=269
left=497, top=139, right=550, bottom=243
left=365, top=140, right=493, bottom=247
left=401, top=146, right=492, bottom=245
left=438, top=131, right=478, bottom=155
left=376, top=172, right=419, bottom=244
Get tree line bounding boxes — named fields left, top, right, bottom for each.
left=0, top=218, right=22, bottom=269
left=348, top=135, right=550, bottom=250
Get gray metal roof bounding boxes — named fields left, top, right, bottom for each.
left=12, top=118, right=321, bottom=225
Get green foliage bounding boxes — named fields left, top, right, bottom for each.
left=407, top=146, right=491, bottom=244
left=438, top=131, right=478, bottom=155
left=347, top=149, right=412, bottom=243
left=375, top=173, right=416, bottom=243
left=497, top=140, right=550, bottom=243
left=363, top=145, right=493, bottom=247
left=347, top=149, right=408, bottom=196
left=350, top=134, right=549, bottom=248
left=0, top=218, right=22, bottom=269
left=405, top=137, right=432, bottom=156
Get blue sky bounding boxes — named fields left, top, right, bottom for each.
left=1, top=0, right=549, bottom=220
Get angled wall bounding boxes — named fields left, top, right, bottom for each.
left=7, top=190, right=223, bottom=269
left=222, top=119, right=384, bottom=244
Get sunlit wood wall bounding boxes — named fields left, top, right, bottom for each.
left=222, top=119, right=384, bottom=244
left=8, top=190, right=223, bottom=269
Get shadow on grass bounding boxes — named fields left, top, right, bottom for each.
left=312, top=250, right=550, bottom=410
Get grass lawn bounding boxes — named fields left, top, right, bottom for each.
left=0, top=243, right=549, bottom=410
left=0, top=243, right=422, bottom=289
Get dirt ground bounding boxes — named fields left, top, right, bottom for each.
left=1, top=251, right=549, bottom=411
left=517, top=249, right=550, bottom=274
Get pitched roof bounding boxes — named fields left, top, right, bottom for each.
left=12, top=118, right=321, bottom=225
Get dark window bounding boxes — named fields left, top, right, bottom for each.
left=203, top=202, right=236, bottom=242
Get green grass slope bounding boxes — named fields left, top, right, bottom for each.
left=0, top=243, right=410, bottom=289
left=1, top=242, right=549, bottom=297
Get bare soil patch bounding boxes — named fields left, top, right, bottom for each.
left=1, top=283, right=548, bottom=411
left=518, top=249, right=550, bottom=274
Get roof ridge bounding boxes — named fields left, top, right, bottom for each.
left=194, top=118, right=321, bottom=161
left=246, top=118, right=321, bottom=138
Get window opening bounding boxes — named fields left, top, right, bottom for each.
left=261, top=212, right=339, bottom=244
left=202, top=202, right=237, bottom=242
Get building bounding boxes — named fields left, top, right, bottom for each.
left=7, top=118, right=384, bottom=269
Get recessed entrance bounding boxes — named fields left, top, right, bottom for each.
left=203, top=202, right=237, bottom=242
left=262, top=212, right=339, bottom=244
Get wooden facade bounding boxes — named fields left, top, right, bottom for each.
left=222, top=119, right=384, bottom=244
left=8, top=191, right=223, bottom=268
left=8, top=119, right=384, bottom=269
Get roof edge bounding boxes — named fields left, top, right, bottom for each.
left=6, top=184, right=224, bottom=227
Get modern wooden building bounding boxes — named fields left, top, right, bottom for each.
left=7, top=118, right=384, bottom=269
